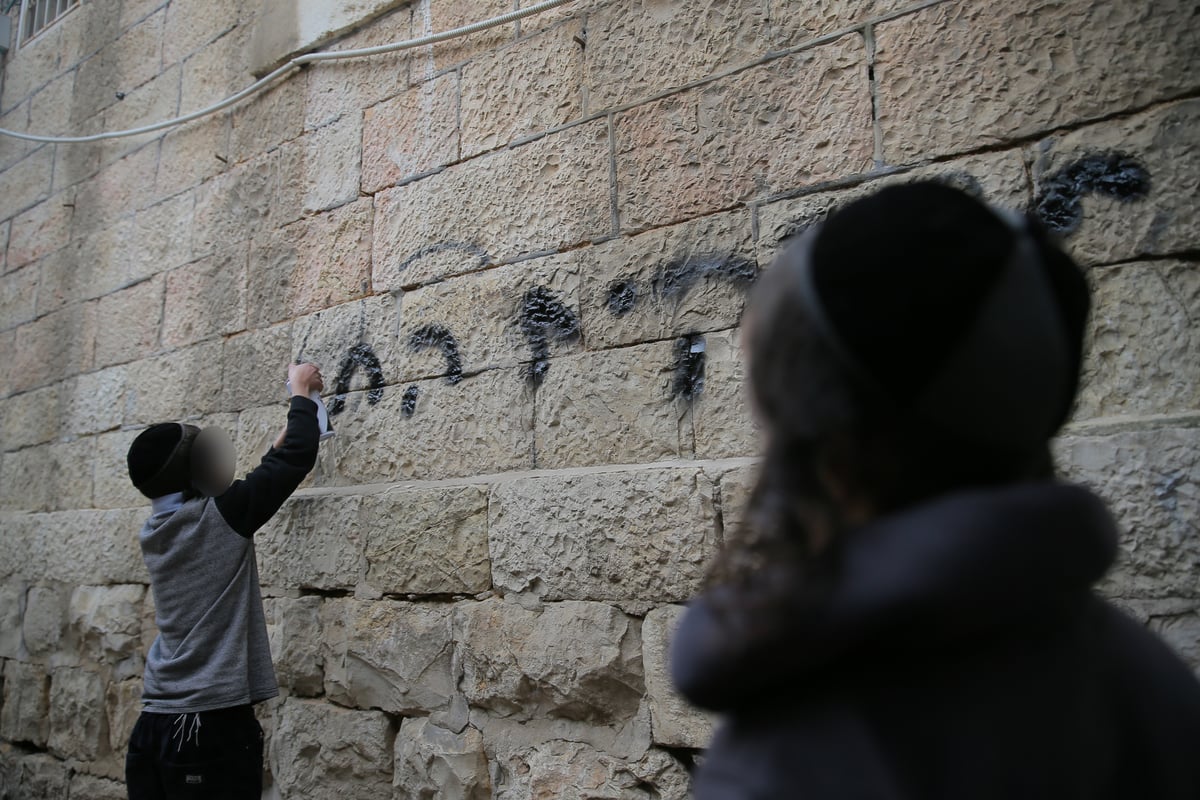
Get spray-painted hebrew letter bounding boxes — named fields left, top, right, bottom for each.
left=1034, top=151, right=1151, bottom=235
left=328, top=342, right=386, bottom=415
left=519, top=286, right=580, bottom=387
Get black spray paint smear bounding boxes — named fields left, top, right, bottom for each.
left=519, top=285, right=580, bottom=387
left=328, top=342, right=386, bottom=415
left=606, top=278, right=639, bottom=317
left=408, top=324, right=464, bottom=384
left=654, top=253, right=757, bottom=301
left=1034, top=151, right=1151, bottom=234
left=933, top=171, right=986, bottom=200
left=396, top=241, right=491, bottom=274
left=401, top=385, right=420, bottom=418
left=671, top=334, right=706, bottom=401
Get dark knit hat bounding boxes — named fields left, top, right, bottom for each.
left=786, top=181, right=1089, bottom=453
left=127, top=423, right=235, bottom=499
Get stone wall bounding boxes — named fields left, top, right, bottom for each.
left=0, top=0, right=1197, bottom=797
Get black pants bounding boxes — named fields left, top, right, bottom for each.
left=126, top=705, right=264, bottom=800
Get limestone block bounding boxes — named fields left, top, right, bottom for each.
left=717, top=463, right=759, bottom=541
left=63, top=365, right=127, bottom=437
left=6, top=193, right=74, bottom=271
left=123, top=340, right=224, bottom=424
left=92, top=430, right=146, bottom=509
left=457, top=598, right=643, bottom=723
left=0, top=147, right=54, bottom=226
left=231, top=77, right=305, bottom=163
left=68, top=584, right=145, bottom=668
left=396, top=252, right=580, bottom=382
left=414, top=0, right=516, bottom=75
left=0, top=514, right=35, bottom=581
left=643, top=605, right=716, bottom=749
left=93, top=276, right=164, bottom=369
left=22, top=584, right=70, bottom=661
left=755, top=149, right=1032, bottom=268
left=372, top=118, right=612, bottom=289
left=0, top=383, right=62, bottom=451
left=264, top=596, right=323, bottom=696
left=0, top=105, right=32, bottom=175
left=0, top=220, right=9, bottom=275
left=1055, top=427, right=1200, bottom=600
left=191, top=154, right=277, bottom=258
left=6, top=752, right=68, bottom=799
left=533, top=341, right=687, bottom=470
left=0, top=438, right=94, bottom=513
left=69, top=774, right=127, bottom=800
left=693, top=329, right=758, bottom=460
left=101, top=65, right=182, bottom=163
left=181, top=25, right=254, bottom=113
left=28, top=509, right=149, bottom=586
left=394, top=717, right=491, bottom=800
left=362, top=485, right=491, bottom=596
left=1074, top=262, right=1200, bottom=422
left=361, top=71, right=458, bottom=194
left=316, top=366, right=534, bottom=484
left=494, top=739, right=690, bottom=800
left=0, top=23, right=64, bottom=113
left=0, top=264, right=37, bottom=333
left=246, top=197, right=373, bottom=327
left=232, top=404, right=294, bottom=485
left=874, top=0, right=1200, bottom=164
left=1029, top=99, right=1200, bottom=267
left=256, top=495, right=365, bottom=591
left=321, top=598, right=456, bottom=715
left=221, top=323, right=293, bottom=411
left=615, top=36, right=873, bottom=232
left=26, top=72, right=75, bottom=145
left=153, top=116, right=232, bottom=201
left=116, top=190, right=198, bottom=296
left=489, top=468, right=718, bottom=605
left=163, top=0, right=242, bottom=65
left=0, top=329, right=12, bottom=397
left=306, top=7, right=412, bottom=130
left=0, top=660, right=50, bottom=746
left=162, top=246, right=249, bottom=349
left=460, top=20, right=584, bottom=158
left=0, top=581, right=24, bottom=659
left=34, top=220, right=126, bottom=316
left=106, top=677, right=143, bottom=756
left=48, top=667, right=108, bottom=761
left=71, top=143, right=159, bottom=233
left=271, top=698, right=394, bottom=800
left=300, top=114, right=363, bottom=214
left=578, top=210, right=756, bottom=351
left=290, top=294, right=403, bottom=395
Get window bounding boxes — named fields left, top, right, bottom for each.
left=19, top=0, right=77, bottom=45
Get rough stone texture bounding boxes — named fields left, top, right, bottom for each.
left=289, top=294, right=403, bottom=393
left=264, top=596, right=324, bottom=696
left=321, top=598, right=456, bottom=715
left=494, top=739, right=691, bottom=800
left=6, top=194, right=73, bottom=272
left=0, top=661, right=50, bottom=747
left=0, top=582, right=24, bottom=660
left=68, top=585, right=145, bottom=673
left=154, top=115, right=230, bottom=203
left=21, top=584, right=69, bottom=662
left=362, top=70, right=459, bottom=194
left=615, top=36, right=874, bottom=232
left=362, top=485, right=491, bottom=596
left=490, top=469, right=718, bottom=606
left=693, top=329, right=759, bottom=460
left=271, top=698, right=394, bottom=800
left=62, top=365, right=127, bottom=437
left=0, top=383, right=62, bottom=451
left=457, top=599, right=643, bottom=723
left=1075, top=262, right=1200, bottom=422
left=394, top=717, right=491, bottom=800
left=874, top=0, right=1200, bottom=163
left=1029, top=99, right=1200, bottom=267
left=3, top=752, right=68, bottom=799
left=161, top=245, right=249, bottom=348
left=0, top=148, right=53, bottom=223
left=643, top=605, right=716, bottom=749
left=1056, top=428, right=1200, bottom=600
left=92, top=429, right=146, bottom=509
left=122, top=341, right=224, bottom=424
left=221, top=323, right=294, bottom=411
left=0, top=439, right=94, bottom=513
left=20, top=510, right=148, bottom=586
left=106, top=677, right=143, bottom=759
left=9, top=302, right=97, bottom=395
left=93, top=276, right=164, bottom=369
left=372, top=119, right=612, bottom=289
left=301, top=113, right=364, bottom=213
left=0, top=263, right=37, bottom=332
left=47, top=667, right=108, bottom=761
left=717, top=462, right=760, bottom=541
left=68, top=774, right=127, bottom=800
left=256, top=495, right=365, bottom=591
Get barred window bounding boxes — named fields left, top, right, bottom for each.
left=19, top=0, right=78, bottom=45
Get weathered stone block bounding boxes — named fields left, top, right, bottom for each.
left=271, top=698, right=394, bottom=800
left=29, top=509, right=149, bottom=586
left=101, top=66, right=182, bottom=163
left=106, top=677, right=143, bottom=756
left=0, top=581, right=24, bottom=659
left=362, top=485, right=491, bottom=596
left=93, top=276, right=164, bottom=369
left=489, top=468, right=718, bottom=606
left=162, top=245, right=249, bottom=349
left=692, top=329, right=758, bottom=460
left=5, top=752, right=69, bottom=799
left=8, top=301, right=96, bottom=395
left=6, top=193, right=74, bottom=272
left=460, top=20, right=584, bottom=158
left=1075, top=261, right=1199, bottom=421
left=578, top=210, right=756, bottom=351
left=162, top=0, right=242, bottom=65
left=643, top=605, right=716, bottom=749
left=494, top=739, right=690, bottom=800
left=221, top=323, right=293, bottom=412
left=0, top=383, right=62, bottom=451
left=0, top=660, right=50, bottom=746
left=321, top=598, right=456, bottom=715
left=306, top=7, right=412, bottom=130
left=0, top=439, right=94, bottom=513
left=302, top=113, right=363, bottom=213
left=1029, top=99, right=1200, bottom=266
left=231, top=77, right=305, bottom=163
left=69, top=584, right=145, bottom=669
left=0, top=264, right=37, bottom=332
left=256, top=495, right=365, bottom=591
left=69, top=774, right=127, bottom=800
left=1055, top=427, right=1200, bottom=600
left=117, top=189, right=197, bottom=293
left=190, top=153, right=277, bottom=258
left=62, top=365, right=127, bottom=437
left=874, top=0, right=1200, bottom=163
left=394, top=717, right=491, bottom=800
left=716, top=462, right=760, bottom=541
left=48, top=667, right=108, bottom=761
left=71, top=144, right=158, bottom=233
left=92, top=429, right=146, bottom=509
left=22, top=584, right=69, bottom=661
left=0, top=142, right=54, bottom=223
left=0, top=514, right=35, bottom=581
left=361, top=70, right=458, bottom=194
left=246, top=197, right=373, bottom=327
left=123, top=340, right=223, bottom=424
left=533, top=341, right=687, bottom=469
left=457, top=598, right=643, bottom=723
left=290, top=294, right=403, bottom=395
left=414, top=0, right=515, bottom=74
left=264, top=596, right=324, bottom=696
left=153, top=116, right=231, bottom=201
left=615, top=36, right=873, bottom=232
left=0, top=23, right=65, bottom=113
left=372, top=119, right=612, bottom=289
left=180, top=25, right=253, bottom=112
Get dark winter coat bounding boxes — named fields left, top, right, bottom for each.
left=671, top=482, right=1200, bottom=800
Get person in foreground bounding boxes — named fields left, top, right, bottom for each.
left=671, top=182, right=1200, bottom=799
left=124, top=363, right=324, bottom=800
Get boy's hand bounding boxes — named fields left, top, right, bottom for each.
left=288, top=362, right=325, bottom=398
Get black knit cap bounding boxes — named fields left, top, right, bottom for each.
left=800, top=181, right=1089, bottom=453
left=127, top=423, right=199, bottom=499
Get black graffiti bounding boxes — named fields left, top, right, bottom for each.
left=654, top=253, right=756, bottom=301
left=671, top=334, right=706, bottom=400
left=519, top=286, right=580, bottom=387
left=401, top=385, right=420, bottom=418
left=328, top=342, right=386, bottom=415
left=606, top=278, right=639, bottom=317
left=1034, top=151, right=1151, bottom=235
left=408, top=324, right=464, bottom=384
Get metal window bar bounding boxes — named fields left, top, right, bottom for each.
left=19, top=0, right=77, bottom=45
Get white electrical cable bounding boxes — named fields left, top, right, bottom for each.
left=0, top=0, right=577, bottom=144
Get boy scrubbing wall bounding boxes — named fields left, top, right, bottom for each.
left=123, top=363, right=324, bottom=800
